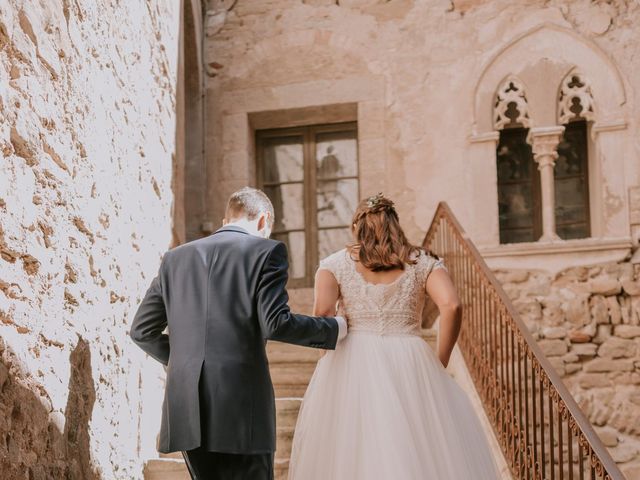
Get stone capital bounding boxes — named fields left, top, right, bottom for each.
left=526, top=126, right=565, bottom=168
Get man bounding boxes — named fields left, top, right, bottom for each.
left=130, top=187, right=346, bottom=479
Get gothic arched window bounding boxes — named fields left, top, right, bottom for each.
left=555, top=72, right=594, bottom=239
left=494, top=78, right=541, bottom=244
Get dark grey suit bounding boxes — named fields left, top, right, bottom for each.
left=130, top=225, right=339, bottom=461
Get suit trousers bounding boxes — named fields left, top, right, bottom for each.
left=181, top=447, right=274, bottom=480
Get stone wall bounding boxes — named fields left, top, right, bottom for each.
left=0, top=1, right=179, bottom=478
left=496, top=260, right=640, bottom=477
left=202, top=0, right=640, bottom=272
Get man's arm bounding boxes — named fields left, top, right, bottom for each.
left=130, top=263, right=170, bottom=365
left=256, top=241, right=341, bottom=349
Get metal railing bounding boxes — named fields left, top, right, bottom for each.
left=423, top=202, right=625, bottom=480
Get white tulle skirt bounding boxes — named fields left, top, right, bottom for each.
left=288, top=331, right=501, bottom=480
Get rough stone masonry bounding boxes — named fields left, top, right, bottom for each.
left=0, top=1, right=179, bottom=478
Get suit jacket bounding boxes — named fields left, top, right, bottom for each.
left=130, top=225, right=339, bottom=454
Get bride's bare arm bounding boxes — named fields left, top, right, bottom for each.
left=426, top=269, right=462, bottom=368
left=313, top=269, right=340, bottom=316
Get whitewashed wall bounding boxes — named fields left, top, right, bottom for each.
left=0, top=1, right=179, bottom=477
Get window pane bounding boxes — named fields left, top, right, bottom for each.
left=557, top=223, right=589, bottom=240
left=496, top=130, right=534, bottom=183
left=317, top=178, right=358, bottom=228
left=265, top=183, right=304, bottom=231
left=556, top=177, right=588, bottom=224
left=555, top=121, right=589, bottom=239
left=318, top=228, right=351, bottom=261
left=555, top=122, right=587, bottom=178
left=498, top=183, right=535, bottom=230
left=263, top=136, right=304, bottom=183
left=496, top=128, right=538, bottom=244
left=316, top=130, right=358, bottom=179
left=273, top=231, right=306, bottom=279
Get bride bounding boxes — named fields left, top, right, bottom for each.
left=288, top=193, right=500, bottom=480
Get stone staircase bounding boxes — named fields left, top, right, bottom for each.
left=142, top=340, right=322, bottom=480
left=142, top=330, right=510, bottom=479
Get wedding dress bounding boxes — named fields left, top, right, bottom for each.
left=288, top=249, right=500, bottom=480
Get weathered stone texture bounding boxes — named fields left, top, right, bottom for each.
left=0, top=1, right=178, bottom=478
left=497, top=261, right=640, bottom=474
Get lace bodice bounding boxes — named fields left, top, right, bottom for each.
left=319, top=249, right=446, bottom=336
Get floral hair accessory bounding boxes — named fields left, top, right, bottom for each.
left=366, top=192, right=385, bottom=209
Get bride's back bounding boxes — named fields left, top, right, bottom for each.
left=317, top=193, right=444, bottom=335
left=319, top=248, right=444, bottom=336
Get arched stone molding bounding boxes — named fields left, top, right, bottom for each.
left=468, top=22, right=632, bottom=260
left=472, top=22, right=626, bottom=136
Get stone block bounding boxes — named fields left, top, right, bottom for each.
left=622, top=278, right=640, bottom=295
left=568, top=328, right=593, bottom=343
left=565, top=363, right=582, bottom=374
left=564, top=295, right=591, bottom=326
left=577, top=373, right=610, bottom=388
left=614, top=325, right=640, bottom=339
left=583, top=359, right=635, bottom=373
left=588, top=277, right=622, bottom=295
left=597, top=337, right=636, bottom=359
left=606, top=296, right=622, bottom=325
left=539, top=339, right=568, bottom=357
left=547, top=356, right=566, bottom=376
left=571, top=343, right=598, bottom=357
left=610, top=444, right=638, bottom=463
left=590, top=295, right=609, bottom=324
left=541, top=326, right=566, bottom=339
left=631, top=297, right=640, bottom=325
left=595, top=426, right=619, bottom=447
left=495, top=270, right=530, bottom=284
left=609, top=372, right=640, bottom=385
left=593, top=324, right=612, bottom=344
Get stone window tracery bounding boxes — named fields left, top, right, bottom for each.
left=558, top=72, right=596, bottom=125
left=494, top=77, right=532, bottom=131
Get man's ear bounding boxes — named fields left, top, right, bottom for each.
left=257, top=214, right=266, bottom=232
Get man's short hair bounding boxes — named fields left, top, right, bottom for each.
left=225, top=187, right=274, bottom=225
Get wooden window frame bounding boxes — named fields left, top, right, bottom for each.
left=256, top=121, right=359, bottom=288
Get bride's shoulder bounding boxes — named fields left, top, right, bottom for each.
left=318, top=248, right=350, bottom=275
left=412, top=248, right=447, bottom=277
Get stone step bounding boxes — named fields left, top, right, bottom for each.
left=270, top=362, right=317, bottom=398
left=144, top=458, right=190, bottom=480
left=267, top=342, right=321, bottom=398
left=422, top=328, right=437, bottom=350
left=274, top=458, right=289, bottom=480
left=266, top=341, right=323, bottom=364
left=144, top=398, right=302, bottom=479
left=143, top=331, right=439, bottom=479
left=160, top=452, right=183, bottom=460
left=275, top=398, right=302, bottom=428
left=276, top=426, right=295, bottom=460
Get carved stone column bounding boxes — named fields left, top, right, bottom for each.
left=527, top=126, right=565, bottom=242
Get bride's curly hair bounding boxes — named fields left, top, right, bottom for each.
left=348, top=193, right=426, bottom=271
